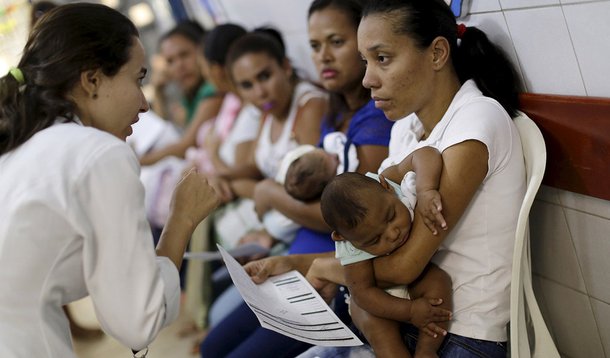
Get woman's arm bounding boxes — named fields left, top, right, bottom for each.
left=140, top=95, right=224, bottom=166
left=373, top=140, right=489, bottom=285
left=354, top=144, right=389, bottom=174
left=209, top=139, right=256, bottom=174
left=293, top=97, right=327, bottom=145
left=253, top=179, right=330, bottom=232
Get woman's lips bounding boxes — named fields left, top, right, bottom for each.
left=262, top=102, right=274, bottom=111
left=321, top=69, right=338, bottom=79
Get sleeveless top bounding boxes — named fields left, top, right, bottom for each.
left=254, top=81, right=326, bottom=179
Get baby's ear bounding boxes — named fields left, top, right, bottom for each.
left=331, top=231, right=345, bottom=242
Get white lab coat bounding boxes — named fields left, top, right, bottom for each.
left=0, top=119, right=180, bottom=357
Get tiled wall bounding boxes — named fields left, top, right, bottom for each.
left=464, top=1, right=610, bottom=357
left=200, top=1, right=610, bottom=356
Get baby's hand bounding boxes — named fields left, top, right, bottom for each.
left=417, top=189, right=446, bottom=235
left=409, top=297, right=452, bottom=338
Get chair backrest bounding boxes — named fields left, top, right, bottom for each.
left=510, top=112, right=559, bottom=357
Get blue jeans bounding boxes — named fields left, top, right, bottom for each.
left=401, top=323, right=507, bottom=358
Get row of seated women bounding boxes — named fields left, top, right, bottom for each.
left=136, top=0, right=393, bottom=343
left=135, top=0, right=525, bottom=357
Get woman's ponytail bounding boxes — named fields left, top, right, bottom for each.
left=455, top=26, right=522, bottom=117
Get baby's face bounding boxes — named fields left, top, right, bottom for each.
left=340, top=187, right=412, bottom=256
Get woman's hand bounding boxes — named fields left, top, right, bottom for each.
left=170, top=168, right=220, bottom=228
left=253, top=178, right=280, bottom=218
left=416, top=189, right=446, bottom=235
left=408, top=297, right=451, bottom=338
left=244, top=255, right=297, bottom=284
left=206, top=175, right=234, bottom=204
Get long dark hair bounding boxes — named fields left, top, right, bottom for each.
left=308, top=0, right=370, bottom=130
left=363, top=0, right=521, bottom=117
left=0, top=3, right=138, bottom=155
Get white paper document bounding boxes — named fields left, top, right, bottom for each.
left=217, top=244, right=363, bottom=347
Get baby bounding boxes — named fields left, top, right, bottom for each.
left=262, top=132, right=357, bottom=241
left=320, top=146, right=452, bottom=358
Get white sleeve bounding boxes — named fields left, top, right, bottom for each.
left=72, top=143, right=180, bottom=350
left=437, top=100, right=513, bottom=180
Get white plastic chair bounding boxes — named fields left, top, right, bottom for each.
left=510, top=112, right=560, bottom=358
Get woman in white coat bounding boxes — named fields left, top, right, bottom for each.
left=0, top=3, right=219, bottom=357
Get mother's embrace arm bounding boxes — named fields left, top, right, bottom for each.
left=374, top=140, right=489, bottom=286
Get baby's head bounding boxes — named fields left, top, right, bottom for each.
left=284, top=148, right=339, bottom=202
left=320, top=172, right=413, bottom=256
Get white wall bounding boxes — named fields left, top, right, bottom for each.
left=459, top=2, right=610, bottom=357
left=190, top=1, right=610, bottom=356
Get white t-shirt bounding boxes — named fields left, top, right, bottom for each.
left=0, top=120, right=180, bottom=357
left=218, top=103, right=261, bottom=167
left=413, top=80, right=526, bottom=341
left=254, top=81, right=327, bottom=179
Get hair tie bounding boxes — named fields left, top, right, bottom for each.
left=457, top=24, right=467, bottom=39
left=9, top=67, right=25, bottom=85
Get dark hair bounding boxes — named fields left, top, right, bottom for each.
left=363, top=0, right=521, bottom=116
left=226, top=31, right=287, bottom=74
left=285, top=154, right=333, bottom=202
left=321, top=172, right=381, bottom=232
left=30, top=1, right=57, bottom=29
left=253, top=26, right=286, bottom=56
left=0, top=3, right=138, bottom=155
left=308, top=0, right=370, bottom=130
left=160, top=19, right=206, bottom=48
left=203, top=23, right=247, bottom=66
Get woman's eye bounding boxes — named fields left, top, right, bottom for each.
left=258, top=72, right=270, bottom=82
left=377, top=55, right=387, bottom=63
left=310, top=42, right=320, bottom=52
left=239, top=81, right=253, bottom=90
left=331, top=39, right=344, bottom=47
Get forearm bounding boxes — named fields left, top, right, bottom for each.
left=265, top=187, right=329, bottom=232
left=350, top=286, right=413, bottom=322
left=156, top=214, right=196, bottom=270
left=229, top=178, right=257, bottom=199
left=218, top=162, right=262, bottom=181
left=139, top=141, right=189, bottom=166
left=412, top=147, right=443, bottom=191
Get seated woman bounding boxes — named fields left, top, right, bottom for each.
left=199, top=0, right=394, bottom=357
left=245, top=0, right=526, bottom=357
left=144, top=23, right=251, bottom=229
left=140, top=20, right=224, bottom=166
left=207, top=30, right=329, bottom=250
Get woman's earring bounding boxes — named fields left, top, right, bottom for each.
left=92, top=93, right=98, bottom=99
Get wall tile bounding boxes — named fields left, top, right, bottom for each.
left=223, top=0, right=310, bottom=31
left=536, top=185, right=561, bottom=205
left=559, top=190, right=610, bottom=219
left=539, top=279, right=604, bottom=358
left=563, top=2, right=610, bottom=97
left=530, top=201, right=587, bottom=292
left=469, top=0, right=502, bottom=13
left=500, top=0, right=560, bottom=10
left=463, top=12, right=525, bottom=89
left=565, top=208, right=610, bottom=302
left=504, top=7, right=586, bottom=95
left=590, top=297, right=610, bottom=357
